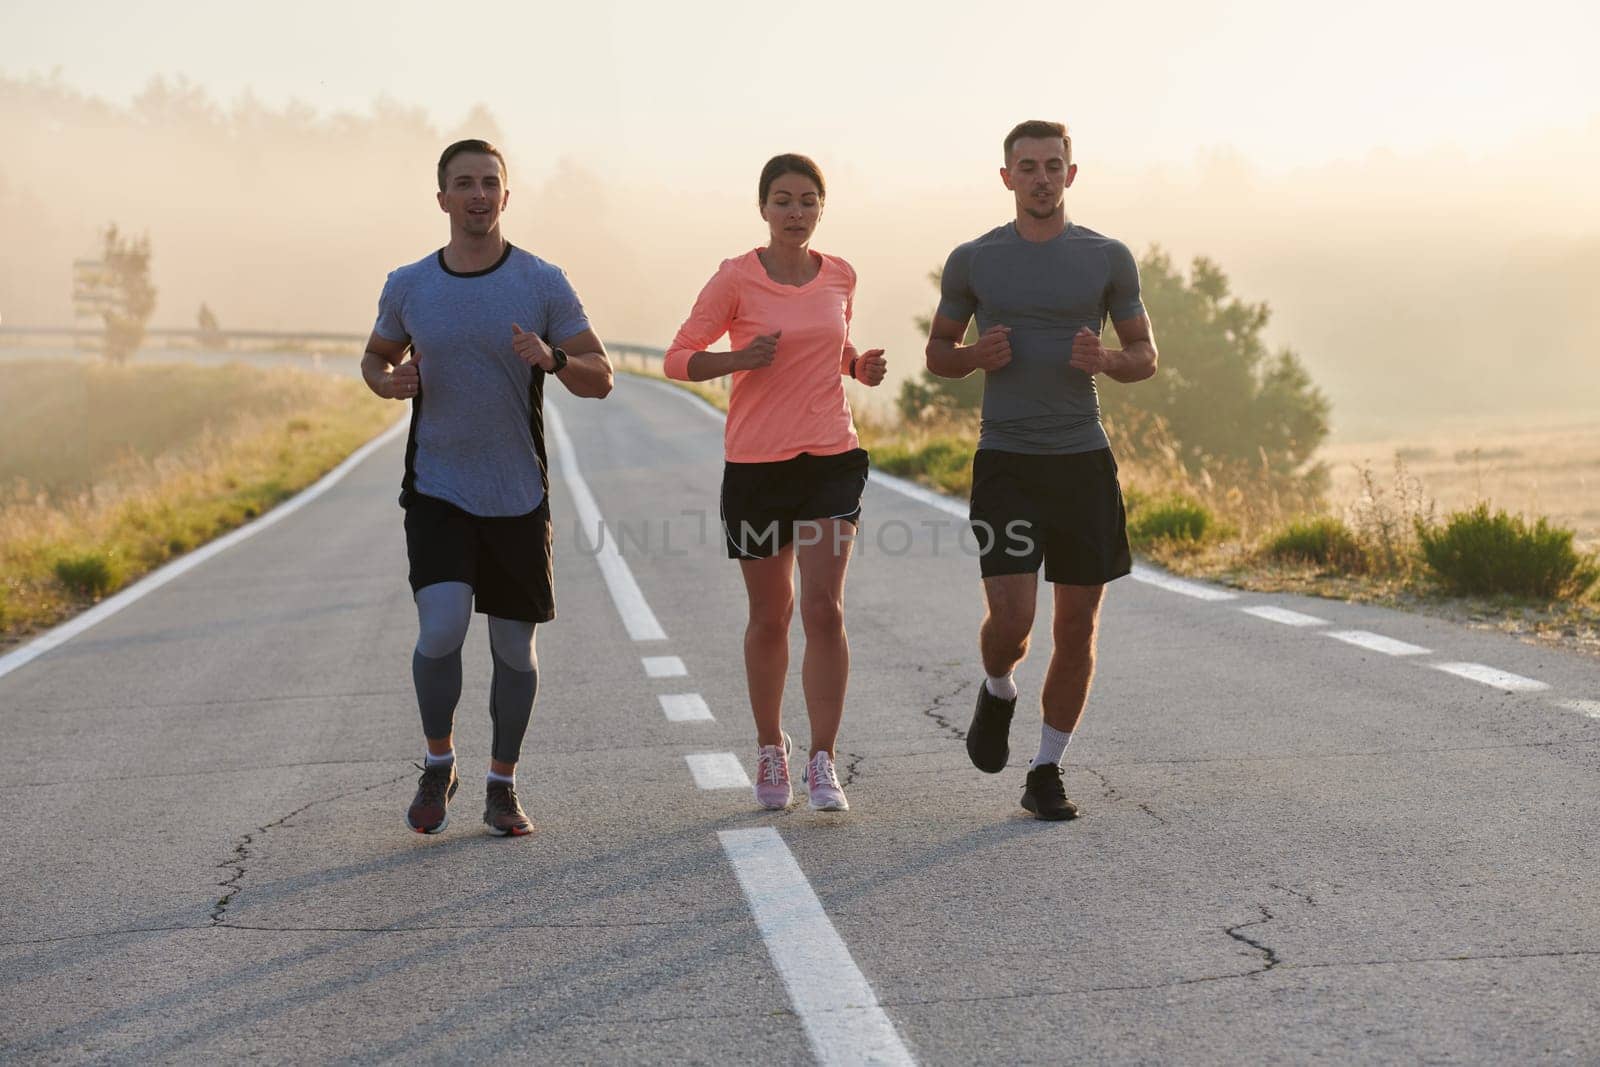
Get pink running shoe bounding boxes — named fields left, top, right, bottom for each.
left=754, top=731, right=793, bottom=810
left=803, top=749, right=849, bottom=812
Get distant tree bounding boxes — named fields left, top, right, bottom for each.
left=73, top=225, right=157, bottom=364
left=196, top=302, right=224, bottom=348
left=898, top=249, right=1329, bottom=482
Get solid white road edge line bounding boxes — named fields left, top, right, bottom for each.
left=719, top=828, right=917, bottom=1067
left=659, top=693, right=715, bottom=722
left=1240, top=605, right=1329, bottom=627
left=0, top=413, right=410, bottom=683
left=1326, top=630, right=1431, bottom=657
left=546, top=402, right=667, bottom=642
left=685, top=752, right=750, bottom=789
left=642, top=655, right=688, bottom=678
left=1432, top=662, right=1551, bottom=692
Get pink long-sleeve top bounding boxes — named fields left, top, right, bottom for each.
left=664, top=249, right=860, bottom=463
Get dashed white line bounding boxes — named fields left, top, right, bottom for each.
left=1433, top=662, right=1551, bottom=692
left=1240, top=605, right=1329, bottom=627
left=1556, top=699, right=1600, bottom=718
left=685, top=752, right=750, bottom=790
left=1326, top=630, right=1431, bottom=656
left=0, top=414, right=410, bottom=683
left=719, top=828, right=917, bottom=1067
left=658, top=693, right=715, bottom=722
left=642, top=655, right=687, bottom=678
left=1129, top=564, right=1238, bottom=601
left=546, top=403, right=667, bottom=643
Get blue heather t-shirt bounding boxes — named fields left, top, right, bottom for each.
left=937, top=222, right=1145, bottom=455
left=373, top=245, right=590, bottom=517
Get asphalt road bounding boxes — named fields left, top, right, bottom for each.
left=2, top=375, right=1598, bottom=1065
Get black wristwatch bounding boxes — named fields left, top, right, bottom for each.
left=549, top=347, right=569, bottom=374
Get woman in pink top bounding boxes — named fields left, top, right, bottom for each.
left=665, top=154, right=887, bottom=813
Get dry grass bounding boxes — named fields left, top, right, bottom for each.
left=0, top=360, right=394, bottom=642
left=1322, top=419, right=1600, bottom=553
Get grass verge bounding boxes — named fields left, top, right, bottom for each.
left=1, top=361, right=395, bottom=645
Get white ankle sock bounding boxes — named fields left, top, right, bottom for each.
left=1032, top=724, right=1073, bottom=768
left=424, top=748, right=455, bottom=767
left=486, top=769, right=516, bottom=786
left=985, top=673, right=1018, bottom=701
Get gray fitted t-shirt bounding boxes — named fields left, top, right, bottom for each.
left=937, top=222, right=1144, bottom=454
left=373, top=245, right=589, bottom=517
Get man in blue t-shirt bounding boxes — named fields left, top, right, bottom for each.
left=925, top=120, right=1160, bottom=822
left=361, top=139, right=613, bottom=837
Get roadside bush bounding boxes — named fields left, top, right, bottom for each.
left=872, top=436, right=975, bottom=496
left=1417, top=504, right=1599, bottom=599
left=53, top=550, right=124, bottom=597
left=1128, top=496, right=1214, bottom=545
left=1263, top=516, right=1367, bottom=572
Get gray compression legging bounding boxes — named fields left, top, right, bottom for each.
left=412, top=581, right=539, bottom=764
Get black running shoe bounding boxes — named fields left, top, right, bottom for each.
left=966, top=680, right=1016, bottom=773
left=1021, top=763, right=1080, bottom=821
left=406, top=762, right=460, bottom=834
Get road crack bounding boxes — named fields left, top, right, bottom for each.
left=920, top=670, right=973, bottom=741
left=1224, top=905, right=1282, bottom=975
left=209, top=771, right=410, bottom=925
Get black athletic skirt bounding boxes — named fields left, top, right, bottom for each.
left=720, top=448, right=870, bottom=560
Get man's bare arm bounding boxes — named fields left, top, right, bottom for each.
left=361, top=332, right=418, bottom=400
left=549, top=328, right=613, bottom=398
left=1067, top=314, right=1158, bottom=384
left=925, top=313, right=1012, bottom=378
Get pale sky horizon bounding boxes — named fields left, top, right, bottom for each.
left=4, top=0, right=1597, bottom=182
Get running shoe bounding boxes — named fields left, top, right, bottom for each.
left=483, top=781, right=535, bottom=836
left=966, top=680, right=1016, bottom=774
left=1021, top=763, right=1080, bottom=821
left=406, top=761, right=460, bottom=834
left=802, top=749, right=849, bottom=812
left=754, top=731, right=793, bottom=810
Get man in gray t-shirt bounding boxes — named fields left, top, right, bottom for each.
left=361, top=139, right=614, bottom=838
left=925, top=120, right=1160, bottom=822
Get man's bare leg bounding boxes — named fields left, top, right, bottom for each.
left=968, top=573, right=1037, bottom=772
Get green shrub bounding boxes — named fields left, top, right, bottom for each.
left=53, top=550, right=124, bottom=597
left=1417, top=504, right=1599, bottom=599
left=1129, top=496, right=1214, bottom=545
left=1263, top=516, right=1367, bottom=571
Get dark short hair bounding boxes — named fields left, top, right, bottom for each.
left=758, top=153, right=826, bottom=205
left=437, top=139, right=507, bottom=192
left=1003, top=120, right=1071, bottom=166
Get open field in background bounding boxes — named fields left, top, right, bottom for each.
left=1322, top=421, right=1600, bottom=552
left=0, top=360, right=395, bottom=643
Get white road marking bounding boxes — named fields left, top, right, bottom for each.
left=0, top=414, right=410, bottom=683
left=1433, top=662, right=1551, bottom=692
left=1129, top=564, right=1239, bottom=601
left=719, top=828, right=916, bottom=1067
left=642, top=655, right=687, bottom=678
left=659, top=693, right=715, bottom=722
left=1240, top=605, right=1329, bottom=627
left=1556, top=699, right=1600, bottom=718
left=685, top=752, right=750, bottom=790
left=1326, top=630, right=1431, bottom=656
left=546, top=403, right=667, bottom=642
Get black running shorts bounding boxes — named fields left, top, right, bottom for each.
left=404, top=492, right=555, bottom=623
left=968, top=448, right=1131, bottom=585
left=721, top=448, right=870, bottom=560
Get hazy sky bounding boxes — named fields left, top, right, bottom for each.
left=4, top=0, right=1599, bottom=439
left=4, top=0, right=1597, bottom=183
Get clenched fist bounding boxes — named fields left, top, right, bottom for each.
left=378, top=359, right=421, bottom=400
left=1068, top=326, right=1111, bottom=376
left=736, top=330, right=781, bottom=371
left=511, top=323, right=557, bottom=371
left=853, top=349, right=888, bottom=387
left=972, top=324, right=1012, bottom=371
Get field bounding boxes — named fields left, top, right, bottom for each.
left=0, top=359, right=396, bottom=642
left=1322, top=418, right=1600, bottom=552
